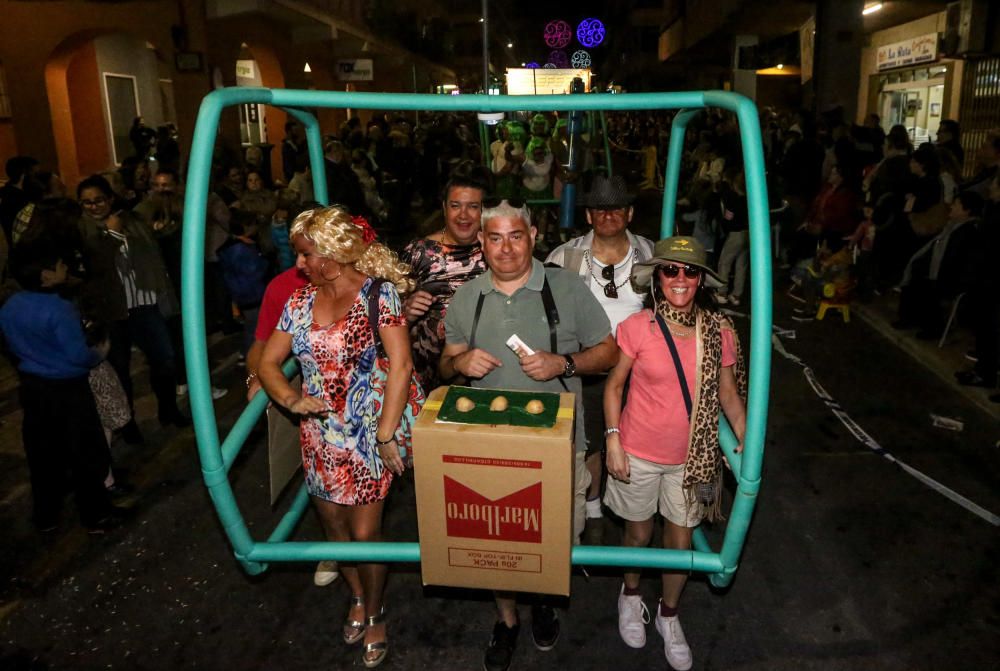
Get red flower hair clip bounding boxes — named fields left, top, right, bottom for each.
left=351, top=215, right=377, bottom=244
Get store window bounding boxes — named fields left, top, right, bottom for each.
left=876, top=64, right=948, bottom=145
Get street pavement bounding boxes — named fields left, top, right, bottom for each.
left=1, top=194, right=999, bottom=670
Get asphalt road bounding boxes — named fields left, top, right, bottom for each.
left=1, top=281, right=998, bottom=671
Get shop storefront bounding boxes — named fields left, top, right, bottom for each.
left=859, top=12, right=961, bottom=147
left=874, top=61, right=950, bottom=145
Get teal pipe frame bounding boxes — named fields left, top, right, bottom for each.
left=183, top=88, right=769, bottom=584
left=243, top=541, right=723, bottom=573
left=661, top=108, right=700, bottom=237
left=280, top=108, right=328, bottom=205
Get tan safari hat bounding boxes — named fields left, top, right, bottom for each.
left=630, top=236, right=724, bottom=291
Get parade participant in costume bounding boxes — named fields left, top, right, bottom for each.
left=490, top=123, right=525, bottom=200
left=440, top=200, right=617, bottom=671
left=604, top=236, right=747, bottom=671
left=400, top=165, right=490, bottom=390
left=258, top=207, right=424, bottom=669
left=521, top=138, right=557, bottom=252
left=545, top=175, right=654, bottom=538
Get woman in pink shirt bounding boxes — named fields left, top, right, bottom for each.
left=603, top=236, right=747, bottom=671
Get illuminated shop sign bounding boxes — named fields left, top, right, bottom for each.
left=877, top=33, right=938, bottom=71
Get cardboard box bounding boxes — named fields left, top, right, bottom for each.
left=413, top=385, right=575, bottom=596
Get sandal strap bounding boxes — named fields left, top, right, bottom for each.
left=364, top=641, right=388, bottom=654
left=349, top=595, right=365, bottom=606
left=365, top=609, right=386, bottom=626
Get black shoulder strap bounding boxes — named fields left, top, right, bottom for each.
left=655, top=314, right=693, bottom=420
left=541, top=274, right=569, bottom=391
left=367, top=279, right=387, bottom=358
left=540, top=274, right=560, bottom=355
left=469, top=292, right=486, bottom=349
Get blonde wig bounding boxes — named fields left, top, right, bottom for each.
left=290, top=207, right=415, bottom=294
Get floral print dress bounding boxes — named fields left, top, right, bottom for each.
left=401, top=238, right=486, bottom=391
left=277, top=279, right=425, bottom=505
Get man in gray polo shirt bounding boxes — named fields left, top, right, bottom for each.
left=441, top=200, right=617, bottom=671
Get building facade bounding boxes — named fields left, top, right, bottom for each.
left=0, top=0, right=456, bottom=187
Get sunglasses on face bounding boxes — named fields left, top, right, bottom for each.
left=483, top=196, right=526, bottom=209
left=659, top=264, right=702, bottom=279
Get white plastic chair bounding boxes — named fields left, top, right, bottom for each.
left=938, top=292, right=966, bottom=348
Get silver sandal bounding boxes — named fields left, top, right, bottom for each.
left=362, top=609, right=388, bottom=668
left=343, top=595, right=366, bottom=645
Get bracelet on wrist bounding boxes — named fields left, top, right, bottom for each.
left=604, top=427, right=620, bottom=437
left=245, top=372, right=258, bottom=388
left=375, top=436, right=396, bottom=447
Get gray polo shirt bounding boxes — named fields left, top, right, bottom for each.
left=444, top=259, right=612, bottom=451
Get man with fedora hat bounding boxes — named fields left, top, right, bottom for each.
left=546, top=174, right=655, bottom=536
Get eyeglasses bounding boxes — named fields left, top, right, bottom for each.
left=659, top=264, right=702, bottom=279
left=80, top=197, right=109, bottom=207
left=483, top=196, right=526, bottom=209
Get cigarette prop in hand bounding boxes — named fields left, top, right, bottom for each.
left=505, top=334, right=536, bottom=359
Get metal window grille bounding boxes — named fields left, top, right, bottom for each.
left=959, top=56, right=1000, bottom=179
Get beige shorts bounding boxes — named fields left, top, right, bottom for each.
left=603, top=453, right=703, bottom=528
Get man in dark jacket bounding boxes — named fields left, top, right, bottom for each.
left=895, top=191, right=984, bottom=340
left=955, top=178, right=1000, bottom=394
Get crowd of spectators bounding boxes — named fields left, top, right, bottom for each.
left=602, top=105, right=999, bottom=401
left=1, top=98, right=997, bottom=535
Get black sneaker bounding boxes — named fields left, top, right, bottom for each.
left=105, top=481, right=135, bottom=501
left=530, top=604, right=560, bottom=651
left=119, top=420, right=145, bottom=445
left=159, top=411, right=192, bottom=428
left=83, top=507, right=130, bottom=535
left=483, top=620, right=519, bottom=671
left=955, top=370, right=995, bottom=388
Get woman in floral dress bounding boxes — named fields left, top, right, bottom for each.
left=258, top=207, right=423, bottom=669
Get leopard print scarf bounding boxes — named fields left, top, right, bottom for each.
left=655, top=303, right=747, bottom=522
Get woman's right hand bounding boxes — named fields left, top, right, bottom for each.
left=286, top=395, right=328, bottom=415
left=404, top=290, right=433, bottom=322
left=605, top=439, right=630, bottom=484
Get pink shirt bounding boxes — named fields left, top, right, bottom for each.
left=255, top=267, right=309, bottom=341
left=617, top=310, right=737, bottom=465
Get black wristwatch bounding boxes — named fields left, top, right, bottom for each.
left=562, top=354, right=577, bottom=378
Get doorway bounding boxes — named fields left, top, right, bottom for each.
left=103, top=73, right=140, bottom=165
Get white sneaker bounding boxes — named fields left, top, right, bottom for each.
left=728, top=295, right=741, bottom=307
left=313, top=560, right=340, bottom=586
left=211, top=386, right=228, bottom=400
left=655, top=607, right=692, bottom=671
left=585, top=498, right=603, bottom=519
left=617, top=585, right=650, bottom=649
left=715, top=292, right=729, bottom=305
left=175, top=384, right=188, bottom=397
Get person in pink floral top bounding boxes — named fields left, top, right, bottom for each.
left=401, top=166, right=490, bottom=391
left=258, top=207, right=423, bottom=669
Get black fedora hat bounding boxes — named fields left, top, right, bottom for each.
left=580, top=175, right=635, bottom=209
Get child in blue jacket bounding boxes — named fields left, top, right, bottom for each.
left=0, top=237, right=118, bottom=531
